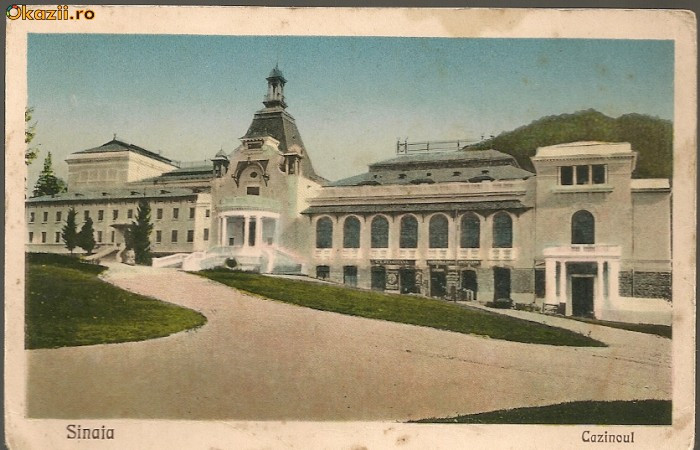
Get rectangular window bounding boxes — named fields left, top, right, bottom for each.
left=156, top=208, right=163, bottom=220
left=84, top=210, right=90, bottom=220
left=246, top=186, right=260, bottom=196
left=98, top=210, right=104, bottom=221
left=41, top=232, right=47, bottom=243
left=156, top=230, right=162, bottom=243
left=187, top=230, right=194, bottom=243
left=205, top=209, right=210, bottom=218
left=189, top=207, right=195, bottom=219
left=28, top=232, right=33, bottom=243
left=560, top=166, right=573, bottom=185
left=203, top=228, right=209, bottom=241
left=111, top=231, right=115, bottom=243
left=42, top=211, right=48, bottom=223
left=56, top=211, right=62, bottom=222
left=173, top=208, right=179, bottom=219
left=55, top=232, right=61, bottom=243
left=171, top=230, right=178, bottom=243
left=575, top=165, right=590, bottom=185
left=29, top=212, right=35, bottom=223
left=592, top=164, right=606, bottom=184
left=316, top=265, right=330, bottom=280
left=97, top=231, right=103, bottom=243
left=127, top=209, right=134, bottom=219
left=113, top=209, right=119, bottom=220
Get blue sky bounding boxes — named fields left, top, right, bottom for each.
left=27, top=34, right=674, bottom=184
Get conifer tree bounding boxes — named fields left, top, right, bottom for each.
left=77, top=216, right=96, bottom=254
left=25, top=106, right=39, bottom=165
left=32, top=152, right=66, bottom=197
left=130, top=198, right=153, bottom=265
left=61, top=207, right=79, bottom=254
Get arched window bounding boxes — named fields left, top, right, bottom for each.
left=316, top=217, right=333, bottom=249
left=460, top=213, right=480, bottom=248
left=371, top=215, right=389, bottom=248
left=571, top=210, right=595, bottom=244
left=429, top=214, right=449, bottom=248
left=492, top=212, right=513, bottom=248
left=399, top=215, right=418, bottom=249
left=343, top=216, right=361, bottom=248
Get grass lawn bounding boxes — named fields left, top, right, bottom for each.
left=411, top=399, right=672, bottom=425
left=197, top=270, right=605, bottom=347
left=26, top=253, right=207, bottom=349
left=569, top=316, right=671, bottom=339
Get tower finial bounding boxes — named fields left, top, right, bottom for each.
left=113, top=133, right=117, bottom=140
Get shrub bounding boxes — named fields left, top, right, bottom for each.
left=487, top=298, right=513, bottom=309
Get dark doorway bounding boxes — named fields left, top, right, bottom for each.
left=572, top=276, right=594, bottom=317
left=399, top=268, right=417, bottom=294
left=493, top=267, right=511, bottom=300
left=430, top=269, right=447, bottom=298
left=461, top=270, right=478, bottom=301
left=343, top=266, right=358, bottom=287
left=371, top=266, right=386, bottom=291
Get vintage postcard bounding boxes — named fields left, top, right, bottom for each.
left=5, top=6, right=696, bottom=449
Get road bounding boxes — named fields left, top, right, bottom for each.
left=26, top=263, right=671, bottom=421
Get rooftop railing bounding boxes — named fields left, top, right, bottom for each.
left=396, top=139, right=479, bottom=155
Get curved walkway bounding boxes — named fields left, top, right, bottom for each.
left=26, top=264, right=671, bottom=421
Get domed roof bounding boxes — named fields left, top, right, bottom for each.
left=268, top=65, right=285, bottom=80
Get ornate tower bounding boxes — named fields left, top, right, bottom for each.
left=263, top=64, right=287, bottom=109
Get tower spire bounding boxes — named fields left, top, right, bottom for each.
left=263, top=66, right=287, bottom=109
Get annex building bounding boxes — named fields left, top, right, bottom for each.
left=26, top=67, right=672, bottom=325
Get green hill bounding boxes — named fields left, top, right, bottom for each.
left=468, top=109, right=673, bottom=179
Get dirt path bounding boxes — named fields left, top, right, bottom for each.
left=26, top=264, right=671, bottom=421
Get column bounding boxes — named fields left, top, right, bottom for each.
left=360, top=215, right=371, bottom=259
left=451, top=215, right=459, bottom=260
left=243, top=215, right=250, bottom=248
left=389, top=215, right=400, bottom=259
left=255, top=215, right=263, bottom=248
left=559, top=260, right=570, bottom=315
left=595, top=260, right=605, bottom=318
left=219, top=216, right=226, bottom=246
left=609, top=259, right=620, bottom=303
left=447, top=265, right=460, bottom=300
left=482, top=214, right=492, bottom=261
left=545, top=258, right=557, bottom=306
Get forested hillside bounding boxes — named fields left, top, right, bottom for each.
left=467, top=110, right=673, bottom=179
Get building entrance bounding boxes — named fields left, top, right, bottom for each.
left=571, top=276, right=594, bottom=317
left=461, top=270, right=477, bottom=301
left=493, top=267, right=511, bottom=300
left=371, top=266, right=386, bottom=291
left=430, top=269, right=447, bottom=298
left=399, top=268, right=417, bottom=294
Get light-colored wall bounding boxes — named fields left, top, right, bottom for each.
left=26, top=194, right=211, bottom=255
left=66, top=151, right=176, bottom=191
left=631, top=189, right=672, bottom=271
left=532, top=154, right=636, bottom=261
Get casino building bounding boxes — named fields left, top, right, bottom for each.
left=25, top=67, right=672, bottom=324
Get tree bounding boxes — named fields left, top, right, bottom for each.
left=77, top=216, right=96, bottom=254
left=25, top=107, right=40, bottom=165
left=61, top=207, right=79, bottom=254
left=32, top=152, right=67, bottom=197
left=130, top=198, right=153, bottom=265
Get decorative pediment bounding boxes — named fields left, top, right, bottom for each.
left=232, top=159, right=270, bottom=187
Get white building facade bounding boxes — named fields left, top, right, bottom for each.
left=25, top=68, right=672, bottom=324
